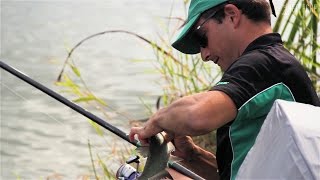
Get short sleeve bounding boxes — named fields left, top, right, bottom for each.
left=211, top=52, right=277, bottom=109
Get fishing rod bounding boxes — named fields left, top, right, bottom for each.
left=1, top=60, right=206, bottom=179
left=0, top=60, right=138, bottom=147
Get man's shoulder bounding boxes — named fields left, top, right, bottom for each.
left=227, top=50, right=275, bottom=73
left=229, top=42, right=300, bottom=73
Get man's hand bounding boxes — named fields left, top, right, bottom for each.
left=171, top=136, right=196, bottom=160
left=129, top=117, right=163, bottom=145
left=171, top=136, right=219, bottom=180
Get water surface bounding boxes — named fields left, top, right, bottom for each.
left=0, top=0, right=286, bottom=179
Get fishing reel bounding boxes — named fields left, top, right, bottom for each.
left=116, top=155, right=141, bottom=180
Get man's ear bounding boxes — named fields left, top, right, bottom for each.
left=224, top=4, right=241, bottom=28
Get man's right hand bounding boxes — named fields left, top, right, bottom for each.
left=171, top=136, right=220, bottom=180
left=171, top=136, right=197, bottom=160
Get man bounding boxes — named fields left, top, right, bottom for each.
left=130, top=0, right=320, bottom=179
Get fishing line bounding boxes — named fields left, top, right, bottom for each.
left=0, top=81, right=124, bottom=158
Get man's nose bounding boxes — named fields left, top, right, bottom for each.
left=200, top=47, right=210, bottom=61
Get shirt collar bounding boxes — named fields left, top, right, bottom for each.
left=242, top=33, right=283, bottom=55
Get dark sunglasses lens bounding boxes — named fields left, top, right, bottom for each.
left=199, top=35, right=207, bottom=48
left=193, top=31, right=208, bottom=48
left=194, top=33, right=207, bottom=48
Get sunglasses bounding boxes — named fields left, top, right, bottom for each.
left=192, top=5, right=225, bottom=48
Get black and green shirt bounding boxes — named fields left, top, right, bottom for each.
left=211, top=33, right=320, bottom=180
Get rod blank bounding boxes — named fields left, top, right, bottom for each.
left=0, top=60, right=138, bottom=147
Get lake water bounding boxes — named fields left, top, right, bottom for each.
left=1, top=1, right=285, bottom=179
left=1, top=1, right=187, bottom=179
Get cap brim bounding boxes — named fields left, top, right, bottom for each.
left=171, top=14, right=201, bottom=54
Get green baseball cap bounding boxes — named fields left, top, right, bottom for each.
left=172, top=0, right=228, bottom=54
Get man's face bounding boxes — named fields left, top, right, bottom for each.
left=193, top=7, right=238, bottom=71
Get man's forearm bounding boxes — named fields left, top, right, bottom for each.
left=155, top=98, right=196, bottom=136
left=129, top=91, right=236, bottom=143
left=155, top=91, right=237, bottom=137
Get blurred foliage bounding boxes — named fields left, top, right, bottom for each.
left=274, top=0, right=319, bottom=91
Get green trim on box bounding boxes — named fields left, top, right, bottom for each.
left=230, top=83, right=295, bottom=180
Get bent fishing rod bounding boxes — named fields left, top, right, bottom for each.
left=0, top=60, right=138, bottom=147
